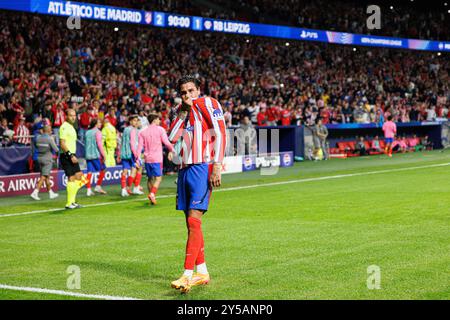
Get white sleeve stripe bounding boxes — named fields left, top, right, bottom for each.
left=205, top=97, right=222, bottom=163
left=169, top=118, right=183, bottom=141
left=192, top=107, right=203, bottom=162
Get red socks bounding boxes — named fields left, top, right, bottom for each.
left=195, top=232, right=205, bottom=266
left=127, top=176, right=134, bottom=188
left=97, top=171, right=105, bottom=186
left=121, top=174, right=127, bottom=189
left=150, top=186, right=158, bottom=195
left=134, top=172, right=142, bottom=187
left=86, top=173, right=92, bottom=189
left=184, top=217, right=203, bottom=270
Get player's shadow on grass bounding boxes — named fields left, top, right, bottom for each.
left=62, top=260, right=209, bottom=299
left=61, top=260, right=168, bottom=283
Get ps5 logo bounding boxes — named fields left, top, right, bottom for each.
left=300, top=30, right=318, bottom=39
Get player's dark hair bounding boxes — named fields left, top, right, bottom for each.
left=178, top=75, right=200, bottom=92
left=128, top=115, right=138, bottom=123
left=88, top=118, right=99, bottom=130
left=387, top=115, right=393, bottom=121
left=147, top=113, right=160, bottom=124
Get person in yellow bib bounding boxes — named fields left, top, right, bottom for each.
left=102, top=117, right=118, bottom=167
left=59, top=109, right=87, bottom=210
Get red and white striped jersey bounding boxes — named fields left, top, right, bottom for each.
left=14, top=124, right=31, bottom=145
left=169, top=97, right=227, bottom=166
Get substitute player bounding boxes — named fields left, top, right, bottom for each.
left=59, top=109, right=86, bottom=209
left=137, top=113, right=174, bottom=205
left=382, top=115, right=397, bottom=157
left=102, top=117, right=118, bottom=167
left=118, top=115, right=143, bottom=197
left=85, top=118, right=107, bottom=196
left=168, top=75, right=227, bottom=293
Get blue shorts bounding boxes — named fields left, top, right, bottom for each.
left=145, top=162, right=162, bottom=177
left=385, top=138, right=394, bottom=144
left=122, top=157, right=136, bottom=170
left=87, top=159, right=106, bottom=173
left=177, top=163, right=212, bottom=213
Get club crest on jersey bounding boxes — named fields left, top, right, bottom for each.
left=212, top=108, right=224, bottom=120
left=186, top=125, right=194, bottom=132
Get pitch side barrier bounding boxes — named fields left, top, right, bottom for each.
left=0, top=152, right=294, bottom=198
left=0, top=0, right=449, bottom=52
left=303, top=121, right=447, bottom=157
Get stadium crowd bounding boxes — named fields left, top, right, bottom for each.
left=0, top=11, right=449, bottom=148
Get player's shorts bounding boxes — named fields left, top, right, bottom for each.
left=86, top=159, right=106, bottom=173
left=385, top=138, right=394, bottom=144
left=60, top=153, right=81, bottom=178
left=38, top=158, right=52, bottom=176
left=145, top=162, right=162, bottom=177
left=176, top=163, right=212, bottom=213
left=121, top=157, right=136, bottom=170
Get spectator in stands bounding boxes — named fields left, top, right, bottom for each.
left=79, top=105, right=98, bottom=144
left=0, top=117, right=13, bottom=147
left=13, top=116, right=30, bottom=146
left=51, top=101, right=66, bottom=146
left=426, top=105, right=437, bottom=121
left=257, top=106, right=268, bottom=126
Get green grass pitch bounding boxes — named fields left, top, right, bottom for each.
left=0, top=150, right=449, bottom=300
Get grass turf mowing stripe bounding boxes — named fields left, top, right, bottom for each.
left=1, top=161, right=449, bottom=219
left=0, top=284, right=141, bottom=300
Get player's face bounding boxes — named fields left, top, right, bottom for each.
left=180, top=82, right=200, bottom=105
left=96, top=120, right=102, bottom=129
left=131, top=118, right=138, bottom=127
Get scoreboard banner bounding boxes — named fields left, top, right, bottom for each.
left=0, top=0, right=449, bottom=52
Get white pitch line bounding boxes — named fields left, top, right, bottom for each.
left=1, top=161, right=449, bottom=219
left=0, top=284, right=141, bottom=300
